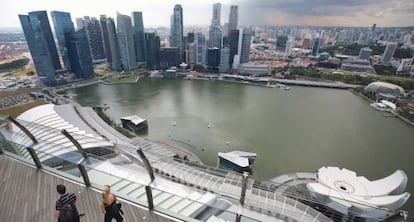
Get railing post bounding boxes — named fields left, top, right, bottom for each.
left=145, top=186, right=154, bottom=210
left=4, top=116, right=42, bottom=168
left=77, top=159, right=91, bottom=187
left=136, top=149, right=155, bottom=210
left=236, top=171, right=249, bottom=222
left=27, top=147, right=42, bottom=169
left=61, top=129, right=91, bottom=186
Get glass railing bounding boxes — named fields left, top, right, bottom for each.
left=0, top=118, right=410, bottom=222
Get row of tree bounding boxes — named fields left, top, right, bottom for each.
left=0, top=58, right=29, bottom=72
left=321, top=43, right=413, bottom=59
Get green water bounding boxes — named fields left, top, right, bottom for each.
left=66, top=78, right=414, bottom=211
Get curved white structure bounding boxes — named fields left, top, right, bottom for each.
left=307, top=166, right=410, bottom=218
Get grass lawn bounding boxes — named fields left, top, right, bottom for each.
left=94, top=68, right=107, bottom=75
left=104, top=74, right=138, bottom=84
left=9, top=68, right=35, bottom=77
left=0, top=88, right=41, bottom=99
left=0, top=99, right=46, bottom=119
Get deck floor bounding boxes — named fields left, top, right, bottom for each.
left=0, top=155, right=174, bottom=222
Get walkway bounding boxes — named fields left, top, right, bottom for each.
left=0, top=155, right=173, bottom=222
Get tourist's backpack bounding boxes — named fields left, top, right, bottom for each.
left=58, top=203, right=75, bottom=222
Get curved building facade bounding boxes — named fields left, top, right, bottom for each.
left=364, top=81, right=405, bottom=97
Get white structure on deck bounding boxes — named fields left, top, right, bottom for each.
left=307, top=166, right=410, bottom=218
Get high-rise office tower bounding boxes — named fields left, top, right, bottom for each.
left=195, top=33, right=206, bottom=66
left=382, top=42, right=397, bottom=64
left=228, top=5, right=238, bottom=36
left=100, top=15, right=112, bottom=65
left=371, top=24, right=376, bottom=33
left=84, top=17, right=106, bottom=60
left=219, top=47, right=230, bottom=73
left=228, top=29, right=239, bottom=68
left=132, top=12, right=146, bottom=64
left=209, top=25, right=222, bottom=48
left=144, top=32, right=160, bottom=70
left=211, top=3, right=221, bottom=26
left=276, top=36, right=288, bottom=52
left=19, top=11, right=61, bottom=86
left=51, top=11, right=75, bottom=72
left=311, top=37, right=321, bottom=56
left=106, top=17, right=122, bottom=71
left=284, top=37, right=295, bottom=56
left=66, top=28, right=94, bottom=79
left=233, top=28, right=252, bottom=69
left=238, top=28, right=252, bottom=64
left=159, top=47, right=180, bottom=69
left=188, top=42, right=196, bottom=67
left=187, top=32, right=195, bottom=44
left=207, top=47, right=220, bottom=72
left=117, top=12, right=137, bottom=71
left=170, top=4, right=184, bottom=61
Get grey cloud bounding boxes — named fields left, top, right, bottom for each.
left=234, top=0, right=413, bottom=26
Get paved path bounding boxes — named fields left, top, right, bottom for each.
left=0, top=155, right=174, bottom=222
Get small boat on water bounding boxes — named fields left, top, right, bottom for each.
left=218, top=151, right=257, bottom=173
left=120, top=115, right=148, bottom=132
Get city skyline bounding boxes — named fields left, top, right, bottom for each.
left=1, top=0, right=414, bottom=29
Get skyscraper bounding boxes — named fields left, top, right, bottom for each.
left=228, top=6, right=238, bottom=36
left=211, top=3, right=221, bottom=26
left=117, top=12, right=137, bottom=71
left=209, top=3, right=222, bottom=49
left=66, top=28, right=94, bottom=79
left=228, top=29, right=239, bottom=68
left=84, top=17, right=106, bottom=60
left=276, top=36, right=288, bottom=52
left=382, top=42, right=397, bottom=64
left=107, top=17, right=122, bottom=71
left=208, top=25, right=222, bottom=48
left=19, top=11, right=61, bottom=86
left=195, top=33, right=206, bottom=66
left=219, top=47, right=230, bottom=73
left=100, top=15, right=112, bottom=65
left=51, top=11, right=75, bottom=72
left=238, top=28, right=252, bottom=65
left=132, top=12, right=146, bottom=64
left=233, top=28, right=252, bottom=69
left=207, top=47, right=220, bottom=72
left=170, top=4, right=183, bottom=61
left=159, top=47, right=180, bottom=69
left=311, top=37, right=321, bottom=56
left=371, top=24, right=377, bottom=33
left=144, top=32, right=160, bottom=70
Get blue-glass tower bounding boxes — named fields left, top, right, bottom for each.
left=107, top=17, right=122, bottom=71
left=51, top=11, right=75, bottom=72
left=170, top=5, right=183, bottom=62
left=66, top=28, right=94, bottom=79
left=144, top=32, right=160, bottom=70
left=19, top=11, right=61, bottom=86
left=132, top=12, right=146, bottom=64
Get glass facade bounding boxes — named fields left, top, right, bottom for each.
left=19, top=11, right=61, bottom=86
left=51, top=11, right=75, bottom=72
left=132, top=12, right=146, bottom=63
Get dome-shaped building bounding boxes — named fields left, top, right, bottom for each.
left=364, top=81, right=405, bottom=97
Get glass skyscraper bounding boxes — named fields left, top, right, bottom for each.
left=19, top=11, right=61, bottom=86
left=132, top=12, right=146, bottom=64
left=107, top=17, right=122, bottom=71
left=67, top=28, right=94, bottom=79
left=144, top=32, right=160, bottom=70
left=228, top=6, right=238, bottom=36
left=170, top=4, right=183, bottom=62
left=51, top=11, right=75, bottom=72
left=100, top=15, right=112, bottom=65
left=83, top=16, right=106, bottom=60
left=117, top=12, right=137, bottom=71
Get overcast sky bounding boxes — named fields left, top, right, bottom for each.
left=1, top=0, right=413, bottom=28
